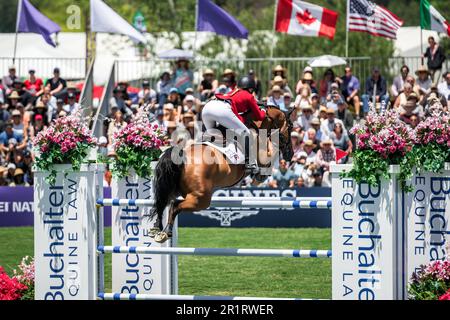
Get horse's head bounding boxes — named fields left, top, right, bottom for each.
left=246, top=105, right=291, bottom=161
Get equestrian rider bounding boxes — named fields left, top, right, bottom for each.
left=201, top=76, right=266, bottom=174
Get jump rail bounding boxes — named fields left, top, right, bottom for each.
left=98, top=246, right=332, bottom=258
left=97, top=198, right=332, bottom=209
left=98, top=293, right=311, bottom=300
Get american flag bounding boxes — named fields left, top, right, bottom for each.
left=347, top=0, right=403, bottom=39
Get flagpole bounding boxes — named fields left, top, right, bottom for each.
left=345, top=0, right=349, bottom=58
left=193, top=0, right=199, bottom=60
left=13, top=0, right=23, bottom=65
left=269, top=0, right=278, bottom=89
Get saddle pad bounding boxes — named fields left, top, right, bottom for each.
left=192, top=141, right=245, bottom=165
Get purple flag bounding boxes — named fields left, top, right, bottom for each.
left=197, top=0, right=248, bottom=39
left=17, top=0, right=61, bottom=47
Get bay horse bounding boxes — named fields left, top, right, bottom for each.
left=150, top=106, right=290, bottom=243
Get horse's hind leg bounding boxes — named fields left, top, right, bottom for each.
left=154, top=192, right=211, bottom=243
left=148, top=214, right=164, bottom=238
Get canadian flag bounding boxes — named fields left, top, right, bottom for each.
left=275, top=0, right=338, bottom=40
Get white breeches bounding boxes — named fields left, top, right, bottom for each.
left=202, top=100, right=250, bottom=134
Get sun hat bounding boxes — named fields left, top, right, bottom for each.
left=203, top=69, right=214, bottom=76
left=98, top=136, right=108, bottom=145
left=271, top=85, right=282, bottom=92
left=223, top=68, right=235, bottom=76
left=185, top=95, right=195, bottom=102
left=415, top=65, right=431, bottom=76
left=169, top=87, right=179, bottom=94
left=273, top=65, right=286, bottom=73
left=7, top=163, right=16, bottom=170
left=291, top=131, right=300, bottom=138
left=9, top=91, right=20, bottom=99
left=304, top=140, right=317, bottom=148
left=11, top=109, right=21, bottom=116
left=303, top=73, right=313, bottom=81
left=14, top=168, right=24, bottom=176
left=326, top=108, right=336, bottom=114
left=310, top=118, right=321, bottom=125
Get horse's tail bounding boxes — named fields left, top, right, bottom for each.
left=151, top=147, right=184, bottom=222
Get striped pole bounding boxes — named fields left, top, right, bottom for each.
left=97, top=198, right=332, bottom=209
left=97, top=246, right=332, bottom=258
left=98, top=293, right=312, bottom=300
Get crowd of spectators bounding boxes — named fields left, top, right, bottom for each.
left=1, top=36, right=448, bottom=188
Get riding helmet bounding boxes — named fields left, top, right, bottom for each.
left=237, top=76, right=256, bottom=91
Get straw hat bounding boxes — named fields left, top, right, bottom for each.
left=203, top=68, right=214, bottom=76
left=303, top=73, right=313, bottom=81
left=223, top=69, right=235, bottom=76
left=326, top=108, right=336, bottom=114
left=9, top=91, right=20, bottom=99
left=273, top=65, right=286, bottom=74
left=310, top=118, right=321, bottom=125
left=407, top=92, right=419, bottom=101
left=14, top=168, right=24, bottom=176
left=183, top=112, right=195, bottom=120
left=304, top=140, right=317, bottom=148
left=302, top=104, right=313, bottom=111
left=36, top=101, right=47, bottom=109
left=271, top=85, right=282, bottom=93
left=319, top=106, right=328, bottom=113
left=415, top=65, right=431, bottom=76
left=320, top=138, right=334, bottom=147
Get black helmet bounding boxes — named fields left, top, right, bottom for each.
left=238, top=76, right=256, bottom=91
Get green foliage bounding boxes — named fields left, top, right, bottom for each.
left=411, top=143, right=450, bottom=174
left=111, top=145, right=161, bottom=179
left=342, top=149, right=389, bottom=186
left=409, top=278, right=448, bottom=300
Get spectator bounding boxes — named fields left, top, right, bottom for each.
left=163, top=103, right=178, bottom=122
left=319, top=68, right=336, bottom=103
left=267, top=85, right=285, bottom=110
left=311, top=93, right=320, bottom=114
left=66, top=82, right=80, bottom=103
left=2, top=66, right=18, bottom=94
left=222, top=69, right=237, bottom=91
left=291, top=151, right=307, bottom=177
left=296, top=66, right=317, bottom=94
left=315, top=138, right=336, bottom=187
left=97, top=136, right=108, bottom=158
left=269, top=159, right=296, bottom=189
left=181, top=112, right=195, bottom=130
left=198, top=69, right=218, bottom=101
left=64, top=92, right=80, bottom=115
left=45, top=68, right=67, bottom=99
left=10, top=168, right=28, bottom=187
left=23, top=69, right=44, bottom=98
left=156, top=72, right=172, bottom=107
left=394, top=82, right=414, bottom=109
left=303, top=127, right=319, bottom=147
left=248, top=70, right=262, bottom=100
left=361, top=68, right=389, bottom=116
left=28, top=114, right=46, bottom=141
left=415, top=65, right=432, bottom=97
left=173, top=59, right=194, bottom=98
left=9, top=81, right=33, bottom=108
left=283, top=92, right=293, bottom=111
left=0, top=122, right=26, bottom=153
left=337, top=66, right=361, bottom=119
left=303, top=140, right=317, bottom=165
left=6, top=163, right=16, bottom=184
left=184, top=88, right=201, bottom=108
left=6, top=91, right=21, bottom=111
left=296, top=176, right=306, bottom=188
left=420, top=84, right=447, bottom=113
left=399, top=99, right=423, bottom=126
left=321, top=108, right=345, bottom=138
left=107, top=110, right=126, bottom=145
left=167, top=88, right=182, bottom=110
left=110, top=87, right=132, bottom=119
left=424, top=36, right=446, bottom=82
left=294, top=85, right=312, bottom=110
left=290, top=131, right=303, bottom=156
left=151, top=109, right=168, bottom=133
left=272, top=75, right=293, bottom=97
left=336, top=101, right=354, bottom=131
left=297, top=104, right=314, bottom=131
left=11, top=110, right=24, bottom=137
left=0, top=167, right=7, bottom=186
left=309, top=118, right=324, bottom=143
left=318, top=105, right=328, bottom=121
left=138, top=80, right=157, bottom=106
left=391, top=65, right=410, bottom=99
left=329, top=123, right=352, bottom=163
left=438, top=72, right=450, bottom=107
left=272, top=65, right=287, bottom=81
left=326, top=90, right=343, bottom=112
left=0, top=101, right=11, bottom=131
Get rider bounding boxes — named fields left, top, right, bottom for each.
left=201, top=76, right=266, bottom=174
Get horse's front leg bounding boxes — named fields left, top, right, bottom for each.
left=154, top=193, right=211, bottom=243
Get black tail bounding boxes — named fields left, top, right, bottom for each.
left=151, top=147, right=184, bottom=221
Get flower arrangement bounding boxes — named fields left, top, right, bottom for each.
left=111, top=109, right=165, bottom=178
left=345, top=109, right=415, bottom=188
left=0, top=256, right=34, bottom=300
left=33, top=114, right=97, bottom=184
left=411, top=111, right=450, bottom=173
left=409, top=259, right=450, bottom=300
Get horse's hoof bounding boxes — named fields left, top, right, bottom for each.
left=148, top=228, right=161, bottom=238
left=154, top=232, right=170, bottom=243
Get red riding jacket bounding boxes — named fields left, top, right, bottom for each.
left=215, top=89, right=266, bottom=124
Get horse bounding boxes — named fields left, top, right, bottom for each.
left=149, top=106, right=290, bottom=243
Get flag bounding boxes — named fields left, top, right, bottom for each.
left=336, top=148, right=349, bottom=163
left=420, top=0, right=450, bottom=36
left=275, top=0, right=338, bottom=40
left=17, top=0, right=61, bottom=47
left=90, top=0, right=147, bottom=44
left=133, top=10, right=147, bottom=33
left=347, top=0, right=403, bottom=40
left=197, top=0, right=248, bottom=39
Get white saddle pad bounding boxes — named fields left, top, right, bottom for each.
left=194, top=141, right=245, bottom=165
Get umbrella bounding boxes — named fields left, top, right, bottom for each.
left=157, top=49, right=194, bottom=60
left=308, top=55, right=347, bottom=68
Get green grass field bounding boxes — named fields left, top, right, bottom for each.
left=0, top=227, right=331, bottom=299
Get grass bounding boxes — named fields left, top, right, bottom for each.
left=0, top=227, right=331, bottom=299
